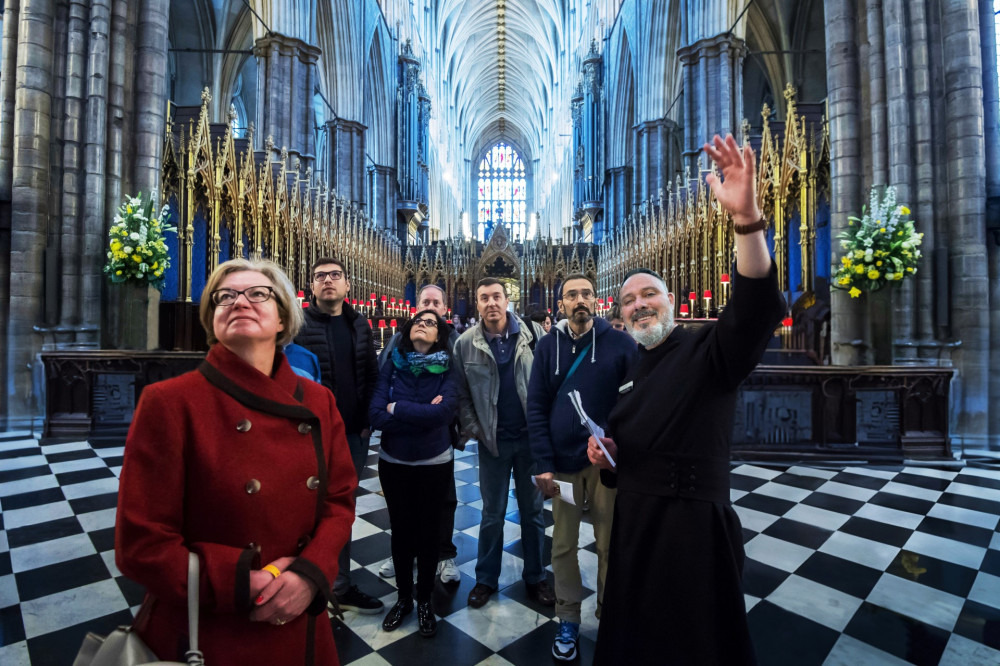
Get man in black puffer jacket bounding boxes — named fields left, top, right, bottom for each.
left=295, top=257, right=384, bottom=616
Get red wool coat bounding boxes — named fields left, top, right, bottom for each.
left=115, top=344, right=357, bottom=666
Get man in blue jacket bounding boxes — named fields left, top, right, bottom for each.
left=527, top=273, right=636, bottom=661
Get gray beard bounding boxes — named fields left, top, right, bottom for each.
left=629, top=310, right=675, bottom=348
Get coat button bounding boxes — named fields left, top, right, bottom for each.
left=298, top=423, right=312, bottom=434
left=237, top=419, right=252, bottom=432
left=245, top=479, right=261, bottom=494
left=306, top=476, right=320, bottom=490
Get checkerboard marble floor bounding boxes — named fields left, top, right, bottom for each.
left=1, top=428, right=1000, bottom=665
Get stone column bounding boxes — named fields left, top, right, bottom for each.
left=635, top=118, right=681, bottom=205
left=942, top=0, right=989, bottom=449
left=325, top=117, right=366, bottom=206
left=132, top=0, right=169, bottom=194
left=0, top=0, right=20, bottom=428
left=677, top=33, right=746, bottom=173
left=370, top=164, right=397, bottom=234
left=981, top=0, right=1000, bottom=449
left=254, top=33, right=321, bottom=170
left=604, top=166, right=632, bottom=235
left=825, top=0, right=866, bottom=365
left=8, top=0, right=55, bottom=424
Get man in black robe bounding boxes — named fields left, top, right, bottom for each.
left=588, top=134, right=786, bottom=665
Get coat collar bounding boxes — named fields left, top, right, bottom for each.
left=199, top=344, right=315, bottom=420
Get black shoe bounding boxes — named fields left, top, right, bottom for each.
left=417, top=601, right=437, bottom=637
left=337, top=585, right=384, bottom=615
left=381, top=598, right=413, bottom=631
left=525, top=579, right=556, bottom=606
left=467, top=583, right=494, bottom=608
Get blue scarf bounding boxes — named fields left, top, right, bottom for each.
left=392, top=348, right=450, bottom=375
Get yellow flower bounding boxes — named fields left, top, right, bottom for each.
left=868, top=269, right=880, bottom=280
left=849, top=287, right=862, bottom=298
left=132, top=254, right=141, bottom=263
left=115, top=270, right=122, bottom=276
left=880, top=228, right=886, bottom=233
left=906, top=267, right=914, bottom=272
left=894, top=273, right=903, bottom=280
left=838, top=276, right=851, bottom=286
left=841, top=256, right=852, bottom=266
left=876, top=261, right=882, bottom=267
left=855, top=265, right=864, bottom=274
left=126, top=206, right=133, bottom=214
left=900, top=206, right=910, bottom=215
left=854, top=250, right=864, bottom=259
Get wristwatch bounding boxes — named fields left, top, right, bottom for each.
left=733, top=216, right=768, bottom=235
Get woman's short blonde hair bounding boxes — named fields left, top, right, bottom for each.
left=199, top=259, right=304, bottom=347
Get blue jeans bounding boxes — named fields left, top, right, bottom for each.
left=475, top=436, right=545, bottom=589
left=334, top=432, right=369, bottom=595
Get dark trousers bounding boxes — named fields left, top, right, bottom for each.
left=379, top=457, right=453, bottom=602
left=438, top=472, right=458, bottom=559
left=334, top=432, right=369, bottom=595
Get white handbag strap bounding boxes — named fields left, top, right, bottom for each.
left=185, top=553, right=204, bottom=665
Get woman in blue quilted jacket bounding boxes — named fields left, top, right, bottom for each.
left=368, top=309, right=458, bottom=638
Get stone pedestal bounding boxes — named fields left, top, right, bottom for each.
left=108, top=283, right=161, bottom=350
left=254, top=33, right=321, bottom=170
left=678, top=33, right=747, bottom=172
left=867, top=285, right=895, bottom=365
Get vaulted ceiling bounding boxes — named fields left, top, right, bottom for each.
left=434, top=0, right=566, bottom=163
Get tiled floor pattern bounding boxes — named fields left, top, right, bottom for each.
left=0, top=429, right=999, bottom=665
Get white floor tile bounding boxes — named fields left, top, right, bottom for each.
left=446, top=595, right=551, bottom=651
left=785, top=466, right=838, bottom=480
left=9, top=533, right=97, bottom=573
left=352, top=517, right=383, bottom=541
left=946, top=482, right=1000, bottom=504
left=968, top=572, right=1000, bottom=611
left=844, top=466, right=897, bottom=479
left=880, top=481, right=942, bottom=503
left=731, top=464, right=782, bottom=481
left=819, top=532, right=899, bottom=571
left=928, top=503, right=1000, bottom=531
left=39, top=442, right=91, bottom=454
left=744, top=534, right=814, bottom=573
left=0, top=475, right=58, bottom=498
left=76, top=507, right=118, bottom=533
left=822, top=633, right=912, bottom=666
left=0, top=641, right=31, bottom=666
left=95, top=446, right=126, bottom=458
left=0, top=454, right=47, bottom=471
left=766, top=574, right=863, bottom=632
left=355, top=493, right=388, bottom=515
left=2, top=500, right=74, bottom=530
left=0, top=573, right=19, bottom=608
left=900, top=467, right=958, bottom=481
left=20, top=578, right=129, bottom=638
left=903, top=531, right=986, bottom=570
left=754, top=481, right=812, bottom=503
left=854, top=503, right=924, bottom=530
left=938, top=633, right=1000, bottom=666
left=733, top=505, right=780, bottom=533
left=815, top=480, right=877, bottom=502
left=61, top=477, right=119, bottom=500
left=50, top=457, right=107, bottom=474
left=866, top=573, right=964, bottom=632
left=783, top=503, right=851, bottom=532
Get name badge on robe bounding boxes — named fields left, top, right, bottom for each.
left=619, top=381, right=633, bottom=394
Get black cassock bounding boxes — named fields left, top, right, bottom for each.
left=594, top=265, right=785, bottom=666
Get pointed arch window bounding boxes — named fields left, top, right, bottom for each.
left=477, top=142, right=527, bottom=243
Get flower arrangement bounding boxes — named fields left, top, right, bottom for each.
left=104, top=192, right=176, bottom=289
left=833, top=186, right=923, bottom=298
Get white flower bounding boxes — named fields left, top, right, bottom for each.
left=124, top=246, right=133, bottom=254
left=129, top=232, right=140, bottom=241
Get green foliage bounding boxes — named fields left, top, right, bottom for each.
left=103, top=193, right=177, bottom=290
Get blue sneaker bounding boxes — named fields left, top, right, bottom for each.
left=552, top=620, right=579, bottom=661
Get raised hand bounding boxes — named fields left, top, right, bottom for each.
left=703, top=134, right=762, bottom=226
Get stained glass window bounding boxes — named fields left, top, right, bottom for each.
left=477, top=142, right=528, bottom=242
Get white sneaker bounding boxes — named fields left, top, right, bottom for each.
left=379, top=558, right=395, bottom=578
left=437, top=558, right=460, bottom=583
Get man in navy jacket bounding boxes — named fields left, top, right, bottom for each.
left=527, top=273, right=636, bottom=661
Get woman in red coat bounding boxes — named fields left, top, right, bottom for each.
left=115, top=259, right=357, bottom=665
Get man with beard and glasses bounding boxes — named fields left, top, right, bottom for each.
left=588, top=134, right=786, bottom=665
left=526, top=274, right=636, bottom=661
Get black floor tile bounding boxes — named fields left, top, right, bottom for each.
left=762, top=517, right=833, bottom=550
left=0, top=551, right=11, bottom=577
left=68, top=492, right=119, bottom=515
left=14, top=554, right=110, bottom=602
left=498, top=571, right=559, bottom=619
left=794, top=551, right=882, bottom=599
left=742, top=557, right=789, bottom=599
left=801, top=491, right=865, bottom=516
left=499, top=620, right=597, bottom=666
left=867, top=490, right=936, bottom=516
left=429, top=572, right=477, bottom=618
left=771, top=472, right=827, bottom=491
left=375, top=616, right=494, bottom=666
left=55, top=467, right=116, bottom=486
left=1, top=487, right=66, bottom=510
left=350, top=532, right=393, bottom=567
left=330, top=616, right=376, bottom=664
left=730, top=473, right=770, bottom=492
left=452, top=504, right=482, bottom=531
left=0, top=466, right=50, bottom=483
left=362, top=507, right=392, bottom=531
left=358, top=465, right=378, bottom=481
left=937, top=492, right=1000, bottom=518
left=955, top=473, right=1000, bottom=491
left=734, top=492, right=796, bottom=516
left=884, top=550, right=978, bottom=598
left=893, top=472, right=952, bottom=492
left=88, top=526, right=116, bottom=552
left=6, top=515, right=83, bottom=549
left=0, top=604, right=25, bottom=646
left=832, top=471, right=892, bottom=491
left=349, top=564, right=398, bottom=601
left=916, top=516, right=995, bottom=548
left=26, top=608, right=137, bottom=666
left=0, top=447, right=41, bottom=461
left=45, top=449, right=98, bottom=464
left=981, top=549, right=1000, bottom=578
left=101, top=455, right=124, bottom=468
left=503, top=534, right=553, bottom=569
left=840, top=516, right=912, bottom=547
left=843, top=601, right=950, bottom=666
left=953, top=598, right=1000, bottom=651
left=748, top=600, right=840, bottom=666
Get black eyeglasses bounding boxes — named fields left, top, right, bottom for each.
left=413, top=318, right=439, bottom=329
left=211, top=286, right=275, bottom=307
left=313, top=270, right=345, bottom=283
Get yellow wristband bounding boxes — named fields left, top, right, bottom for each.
left=263, top=564, right=282, bottom=579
